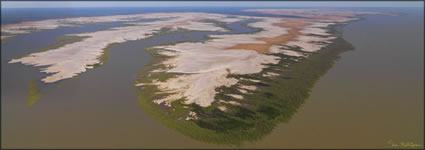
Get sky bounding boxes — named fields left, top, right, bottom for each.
left=1, top=1, right=423, bottom=8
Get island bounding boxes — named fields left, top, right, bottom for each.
left=2, top=9, right=391, bottom=145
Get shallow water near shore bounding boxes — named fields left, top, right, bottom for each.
left=1, top=17, right=259, bottom=148
left=242, top=8, right=424, bottom=148
left=1, top=7, right=423, bottom=148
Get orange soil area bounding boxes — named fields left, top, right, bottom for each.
left=226, top=19, right=310, bottom=53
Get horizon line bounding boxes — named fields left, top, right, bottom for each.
left=2, top=1, right=423, bottom=8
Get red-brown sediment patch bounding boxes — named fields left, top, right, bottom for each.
left=226, top=18, right=310, bottom=53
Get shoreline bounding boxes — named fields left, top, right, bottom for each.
left=2, top=9, right=389, bottom=145
left=134, top=21, right=355, bottom=145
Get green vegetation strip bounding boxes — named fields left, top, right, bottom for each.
left=88, top=42, right=119, bottom=68
left=1, top=32, right=19, bottom=45
left=36, top=35, right=89, bottom=53
left=28, top=80, right=42, bottom=106
left=135, top=23, right=354, bottom=145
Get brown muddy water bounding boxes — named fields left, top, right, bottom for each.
left=243, top=9, right=424, bottom=148
left=1, top=9, right=423, bottom=148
